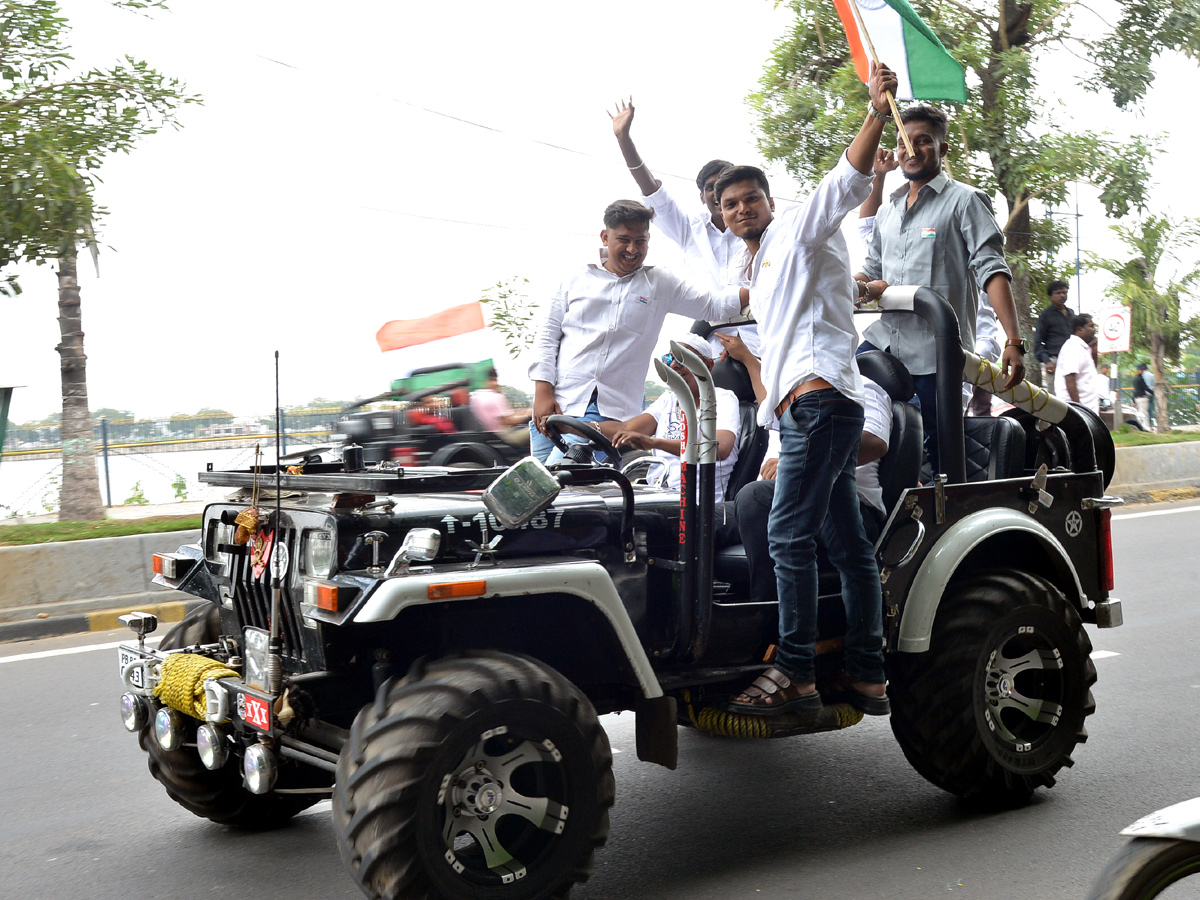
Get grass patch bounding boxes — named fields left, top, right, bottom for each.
left=1113, top=428, right=1200, bottom=447
left=0, top=516, right=201, bottom=546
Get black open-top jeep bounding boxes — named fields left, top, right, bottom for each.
left=332, top=362, right=528, bottom=468
left=117, top=289, right=1123, bottom=900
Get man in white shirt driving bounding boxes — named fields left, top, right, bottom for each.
left=528, top=199, right=747, bottom=462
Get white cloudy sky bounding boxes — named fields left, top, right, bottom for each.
left=0, top=0, right=1196, bottom=425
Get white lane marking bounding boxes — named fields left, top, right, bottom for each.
left=0, top=635, right=162, bottom=666
left=1113, top=506, right=1200, bottom=522
left=1091, top=650, right=1120, bottom=660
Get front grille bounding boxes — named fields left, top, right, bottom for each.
left=228, top=525, right=305, bottom=664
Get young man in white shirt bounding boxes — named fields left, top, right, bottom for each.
left=528, top=199, right=747, bottom=462
left=721, top=62, right=897, bottom=723
left=609, top=99, right=760, bottom=358
left=599, top=333, right=742, bottom=502
left=1053, top=314, right=1101, bottom=413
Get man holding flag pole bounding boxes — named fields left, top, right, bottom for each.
left=720, top=59, right=899, bottom=721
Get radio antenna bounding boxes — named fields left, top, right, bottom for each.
left=268, top=350, right=283, bottom=693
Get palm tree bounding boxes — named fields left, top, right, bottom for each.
left=1089, top=216, right=1200, bottom=432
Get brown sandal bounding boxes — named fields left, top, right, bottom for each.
left=726, top=667, right=823, bottom=720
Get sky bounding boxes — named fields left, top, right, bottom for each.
left=1, top=0, right=1197, bottom=426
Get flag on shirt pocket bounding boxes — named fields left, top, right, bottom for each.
left=376, top=301, right=486, bottom=352
left=833, top=0, right=967, bottom=103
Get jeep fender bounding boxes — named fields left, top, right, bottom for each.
left=353, top=558, right=663, bottom=699
left=897, top=508, right=1086, bottom=653
left=1121, top=797, right=1200, bottom=841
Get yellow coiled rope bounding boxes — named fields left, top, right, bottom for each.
left=153, top=653, right=239, bottom=719
left=682, top=690, right=864, bottom=738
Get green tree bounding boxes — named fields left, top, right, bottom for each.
left=481, top=276, right=535, bottom=359
left=1, top=0, right=197, bottom=520
left=1089, top=215, right=1200, bottom=432
left=749, top=0, right=1197, bottom=341
left=91, top=407, right=133, bottom=420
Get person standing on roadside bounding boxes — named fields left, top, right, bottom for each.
left=1133, top=363, right=1152, bottom=430
left=720, top=61, right=897, bottom=724
left=1054, top=314, right=1101, bottom=413
left=1034, top=281, right=1075, bottom=394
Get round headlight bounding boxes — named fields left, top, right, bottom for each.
left=243, top=743, right=277, bottom=795
left=120, top=693, right=148, bottom=733
left=154, top=707, right=185, bottom=752
left=196, top=724, right=229, bottom=770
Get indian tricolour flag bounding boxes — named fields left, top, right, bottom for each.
left=833, top=0, right=967, bottom=103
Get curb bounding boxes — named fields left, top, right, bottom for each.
left=0, top=595, right=207, bottom=644
left=1111, top=485, right=1200, bottom=506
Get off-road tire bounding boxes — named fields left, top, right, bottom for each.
left=332, top=651, right=614, bottom=900
left=1086, top=838, right=1200, bottom=900
left=888, top=570, right=1096, bottom=806
left=139, top=603, right=322, bottom=828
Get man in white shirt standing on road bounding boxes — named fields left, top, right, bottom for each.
left=609, top=99, right=760, bottom=358
left=1054, top=314, right=1101, bottom=414
left=721, top=61, right=897, bottom=724
left=528, top=199, right=747, bottom=462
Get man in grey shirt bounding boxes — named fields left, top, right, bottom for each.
left=855, top=105, right=1025, bottom=471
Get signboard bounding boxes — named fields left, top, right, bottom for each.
left=1097, top=307, right=1131, bottom=353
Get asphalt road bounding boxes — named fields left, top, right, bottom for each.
left=2, top=499, right=1199, bottom=900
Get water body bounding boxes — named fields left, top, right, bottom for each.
left=0, top=441, right=324, bottom=518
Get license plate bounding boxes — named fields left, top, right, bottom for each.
left=238, top=693, right=271, bottom=732
left=118, top=647, right=145, bottom=689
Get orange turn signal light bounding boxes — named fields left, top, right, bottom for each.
left=427, top=580, right=487, bottom=600
left=304, top=581, right=341, bottom=612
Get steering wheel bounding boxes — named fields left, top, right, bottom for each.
left=543, top=415, right=621, bottom=466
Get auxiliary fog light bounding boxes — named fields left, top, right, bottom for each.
left=243, top=743, right=277, bottom=794
left=154, top=707, right=185, bottom=752
left=196, top=724, right=230, bottom=770
left=120, top=693, right=149, bottom=733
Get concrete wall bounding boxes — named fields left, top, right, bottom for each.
left=0, top=530, right=200, bottom=611
left=1109, top=441, right=1200, bottom=498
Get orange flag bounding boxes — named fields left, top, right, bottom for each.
left=376, top=301, right=486, bottom=352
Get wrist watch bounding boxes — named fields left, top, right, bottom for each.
left=866, top=102, right=893, bottom=122
left=1004, top=338, right=1027, bottom=354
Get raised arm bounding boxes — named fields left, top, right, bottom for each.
left=610, top=98, right=659, bottom=197
left=859, top=148, right=898, bottom=220
left=847, top=62, right=899, bottom=175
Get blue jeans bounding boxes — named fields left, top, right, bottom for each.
left=528, top=392, right=613, bottom=464
left=857, top=340, right=939, bottom=474
left=768, top=389, right=885, bottom=684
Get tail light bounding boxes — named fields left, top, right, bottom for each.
left=1097, top=508, right=1114, bottom=591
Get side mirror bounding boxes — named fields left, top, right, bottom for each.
left=483, top=457, right=561, bottom=528
left=386, top=528, right=441, bottom=575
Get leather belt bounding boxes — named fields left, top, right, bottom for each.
left=774, top=378, right=834, bottom=420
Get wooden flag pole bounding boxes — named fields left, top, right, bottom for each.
left=847, top=0, right=915, bottom=157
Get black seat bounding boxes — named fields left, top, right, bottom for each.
left=855, top=350, right=923, bottom=511
left=711, top=356, right=769, bottom=500
left=963, top=416, right=1027, bottom=481
left=713, top=350, right=921, bottom=601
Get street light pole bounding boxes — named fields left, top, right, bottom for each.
left=1045, top=183, right=1083, bottom=307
